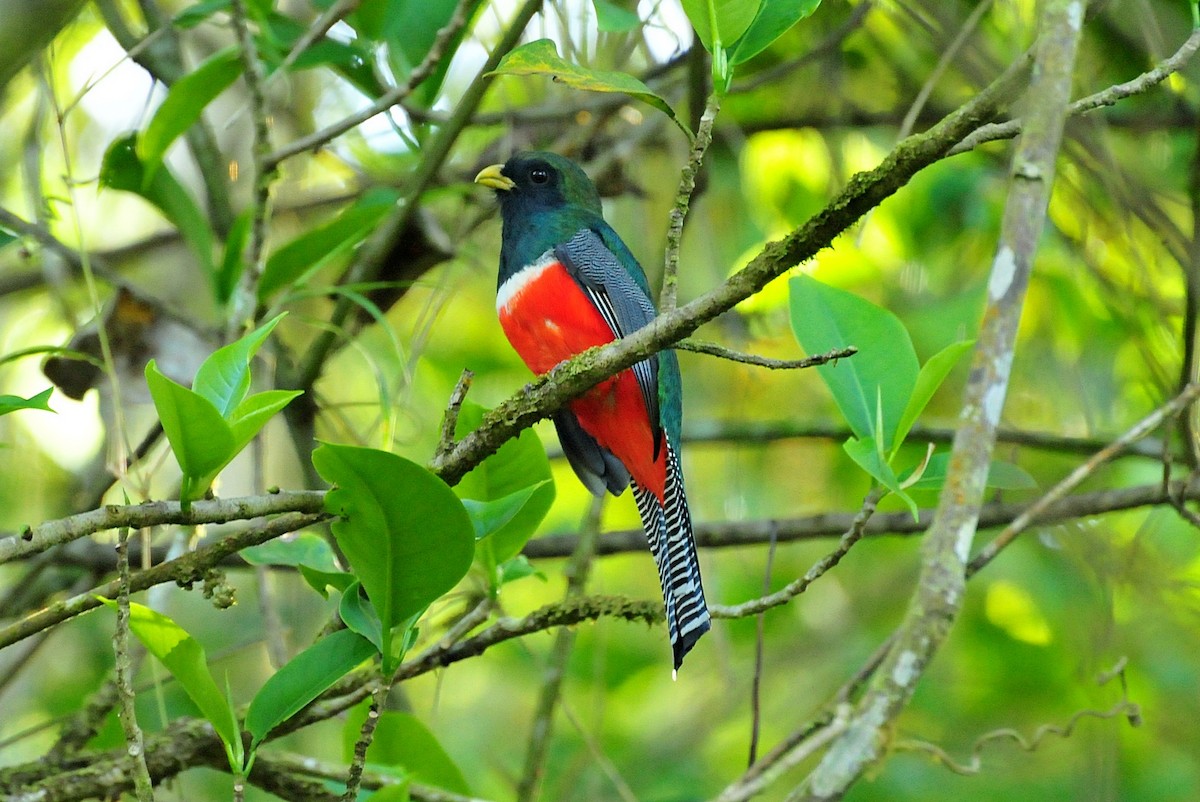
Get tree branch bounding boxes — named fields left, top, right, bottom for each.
left=800, top=5, right=1086, bottom=797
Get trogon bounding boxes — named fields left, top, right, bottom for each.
left=475, top=151, right=710, bottom=670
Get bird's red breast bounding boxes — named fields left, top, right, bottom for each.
left=498, top=254, right=667, bottom=500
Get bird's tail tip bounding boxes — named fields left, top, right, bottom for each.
left=671, top=616, right=712, bottom=672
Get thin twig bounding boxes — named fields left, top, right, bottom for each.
left=341, top=679, right=390, bottom=802
left=710, top=488, right=883, bottom=620
left=113, top=527, right=155, bottom=801
left=676, top=341, right=857, bottom=370
left=967, top=382, right=1200, bottom=574
left=950, top=26, right=1200, bottom=156
left=662, top=92, right=720, bottom=312
left=228, top=0, right=274, bottom=324
left=435, top=369, right=475, bottom=462
left=265, top=0, right=475, bottom=167
left=748, top=523, right=777, bottom=767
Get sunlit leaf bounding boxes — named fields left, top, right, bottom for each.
left=893, top=339, right=974, bottom=458
left=339, top=582, right=384, bottom=654
left=0, top=388, right=54, bottom=417
left=100, top=134, right=215, bottom=281
left=245, top=629, right=375, bottom=749
left=790, top=274, right=919, bottom=452
left=100, top=599, right=241, bottom=765
left=192, top=313, right=286, bottom=417
left=593, top=0, right=641, bottom=31
left=489, top=40, right=690, bottom=140
left=138, top=48, right=242, bottom=180
left=259, top=189, right=399, bottom=302
left=844, top=436, right=918, bottom=519
left=729, top=0, right=822, bottom=65
left=145, top=360, right=235, bottom=485
left=681, top=0, right=760, bottom=53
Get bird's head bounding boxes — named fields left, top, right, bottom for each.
left=474, top=151, right=603, bottom=217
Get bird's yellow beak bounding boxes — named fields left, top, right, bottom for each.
left=474, top=164, right=515, bottom=191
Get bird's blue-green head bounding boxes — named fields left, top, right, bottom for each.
left=475, top=151, right=605, bottom=279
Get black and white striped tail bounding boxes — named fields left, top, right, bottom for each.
left=632, top=442, right=710, bottom=671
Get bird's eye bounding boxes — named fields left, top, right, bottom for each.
left=530, top=168, right=550, bottom=184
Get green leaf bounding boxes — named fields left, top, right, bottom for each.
left=372, top=0, right=482, bottom=105
left=343, top=708, right=471, bottom=795
left=245, top=629, right=375, bottom=748
left=313, top=444, right=474, bottom=673
left=101, top=134, right=215, bottom=281
left=905, top=455, right=1038, bottom=492
left=681, top=0, right=760, bottom=53
left=844, top=436, right=918, bottom=519
left=499, top=555, right=545, bottom=586
left=339, top=582, right=384, bottom=654
left=100, top=599, right=242, bottom=765
left=138, top=48, right=242, bottom=180
left=728, top=0, right=821, bottom=65
left=217, top=207, right=254, bottom=306
left=454, top=402, right=555, bottom=565
left=593, top=0, right=641, bottom=31
left=175, top=0, right=231, bottom=28
left=488, top=40, right=691, bottom=141
left=789, top=274, right=919, bottom=453
left=241, top=532, right=339, bottom=571
left=145, top=360, right=235, bottom=482
left=192, top=313, right=287, bottom=417
left=0, top=388, right=54, bottom=417
left=259, top=188, right=399, bottom=303
left=462, top=482, right=550, bottom=542
left=892, top=339, right=975, bottom=458
left=299, top=564, right=356, bottom=598
left=0, top=225, right=16, bottom=251
left=228, top=389, right=303, bottom=450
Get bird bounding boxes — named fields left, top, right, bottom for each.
left=475, top=151, right=710, bottom=671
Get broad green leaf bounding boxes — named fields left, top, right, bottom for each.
left=729, top=0, right=822, bottom=65
left=790, top=274, right=919, bottom=452
left=145, top=360, right=235, bottom=481
left=100, top=599, right=241, bottom=763
left=101, top=134, right=215, bottom=279
left=138, top=48, right=242, bottom=180
left=217, top=207, right=254, bottom=305
left=343, top=707, right=471, bottom=795
left=245, top=628, right=375, bottom=748
left=489, top=40, right=690, bottom=140
left=258, top=11, right=386, bottom=98
left=593, top=0, right=641, bottom=31
left=905, top=455, right=1038, bottom=492
left=175, top=0, right=231, bottom=28
left=259, top=189, right=399, bottom=302
left=892, top=339, right=975, bottom=458
left=454, top=402, right=555, bottom=565
left=844, top=436, right=918, bottom=519
left=228, top=389, right=303, bottom=449
left=370, top=0, right=481, bottom=105
left=499, top=555, right=545, bottom=586
left=339, top=582, right=384, bottom=654
left=0, top=388, right=54, bottom=417
left=0, top=226, right=16, bottom=250
left=462, top=482, right=550, bottom=542
left=242, top=532, right=339, bottom=571
left=313, top=444, right=474, bottom=673
left=300, top=564, right=356, bottom=598
left=681, top=0, right=760, bottom=53
left=192, top=313, right=287, bottom=417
